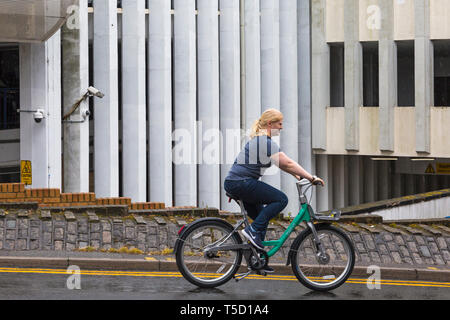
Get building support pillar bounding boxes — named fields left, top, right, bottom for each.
left=415, top=0, right=432, bottom=153
left=364, top=157, right=378, bottom=202
left=344, top=0, right=362, bottom=151
left=298, top=0, right=315, bottom=209
left=260, top=0, right=281, bottom=190
left=148, top=0, right=173, bottom=206
left=333, top=155, right=348, bottom=209
left=348, top=156, right=363, bottom=205
left=311, top=0, right=328, bottom=151
left=93, top=0, right=119, bottom=198
left=279, top=0, right=299, bottom=216
left=379, top=0, right=397, bottom=152
left=122, top=0, right=146, bottom=202
left=197, top=0, right=220, bottom=208
left=219, top=0, right=241, bottom=211
left=61, top=0, right=90, bottom=193
left=174, top=0, right=197, bottom=206
left=405, top=174, right=415, bottom=195
left=316, top=155, right=333, bottom=212
left=243, top=0, right=261, bottom=135
left=378, top=161, right=390, bottom=200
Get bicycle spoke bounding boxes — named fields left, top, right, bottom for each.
left=293, top=227, right=354, bottom=289
left=178, top=223, right=241, bottom=286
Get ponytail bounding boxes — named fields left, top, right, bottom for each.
left=249, top=119, right=264, bottom=139
left=249, top=108, right=283, bottom=139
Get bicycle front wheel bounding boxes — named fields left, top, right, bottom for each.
left=290, top=224, right=355, bottom=291
left=175, top=219, right=243, bottom=288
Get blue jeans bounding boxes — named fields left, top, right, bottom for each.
left=224, top=179, right=288, bottom=240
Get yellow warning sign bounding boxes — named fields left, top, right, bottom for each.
left=425, top=163, right=435, bottom=174
left=21, top=160, right=32, bottom=185
left=437, top=163, right=450, bottom=175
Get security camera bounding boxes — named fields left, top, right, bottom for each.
left=82, top=109, right=91, bottom=120
left=87, top=86, right=105, bottom=99
left=33, top=109, right=45, bottom=123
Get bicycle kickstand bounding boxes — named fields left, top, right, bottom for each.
left=234, top=269, right=252, bottom=282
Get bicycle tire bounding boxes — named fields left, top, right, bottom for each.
left=175, top=219, right=243, bottom=288
left=290, top=224, right=355, bottom=292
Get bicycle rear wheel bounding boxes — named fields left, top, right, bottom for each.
left=290, top=224, right=355, bottom=291
left=175, top=219, right=243, bottom=288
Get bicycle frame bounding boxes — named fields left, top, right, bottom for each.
left=262, top=203, right=311, bottom=258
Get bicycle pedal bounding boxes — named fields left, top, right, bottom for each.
left=257, top=270, right=267, bottom=277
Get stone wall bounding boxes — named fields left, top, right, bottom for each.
left=0, top=207, right=449, bottom=267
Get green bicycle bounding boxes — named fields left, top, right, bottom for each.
left=174, top=179, right=355, bottom=292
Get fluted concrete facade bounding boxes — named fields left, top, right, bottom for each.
left=2, top=0, right=450, bottom=220
left=93, top=0, right=119, bottom=198
left=121, top=0, right=147, bottom=202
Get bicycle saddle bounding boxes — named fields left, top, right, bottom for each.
left=226, top=192, right=241, bottom=202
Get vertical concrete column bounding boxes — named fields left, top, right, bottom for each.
left=344, top=0, right=362, bottom=151
left=219, top=0, right=241, bottom=211
left=417, top=175, right=426, bottom=193
left=279, top=0, right=298, bottom=215
left=311, top=0, right=329, bottom=151
left=379, top=0, right=397, bottom=152
left=333, top=156, right=348, bottom=209
left=298, top=0, right=315, bottom=209
left=174, top=0, right=197, bottom=206
left=121, top=0, right=146, bottom=202
left=148, top=0, right=173, bottom=206
left=260, top=0, right=281, bottom=190
left=405, top=174, right=415, bottom=195
left=19, top=32, right=62, bottom=189
left=243, top=0, right=261, bottom=134
left=378, top=160, right=390, bottom=200
left=197, top=0, right=220, bottom=208
left=429, top=175, right=438, bottom=191
left=348, top=155, right=364, bottom=205
left=415, top=0, right=432, bottom=153
left=363, top=157, right=378, bottom=202
left=61, top=0, right=90, bottom=193
left=316, top=155, right=333, bottom=212
left=260, top=0, right=280, bottom=112
left=93, top=0, right=119, bottom=198
left=392, top=173, right=403, bottom=198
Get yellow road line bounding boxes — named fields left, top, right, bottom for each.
left=0, top=267, right=449, bottom=288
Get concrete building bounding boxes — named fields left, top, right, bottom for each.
left=0, top=0, right=448, bottom=218
left=0, top=0, right=313, bottom=217
left=312, top=0, right=450, bottom=213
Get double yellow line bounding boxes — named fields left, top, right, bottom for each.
left=0, top=267, right=449, bottom=288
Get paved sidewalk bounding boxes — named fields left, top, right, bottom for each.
left=0, top=250, right=448, bottom=282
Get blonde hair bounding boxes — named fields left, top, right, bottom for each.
left=249, top=108, right=283, bottom=139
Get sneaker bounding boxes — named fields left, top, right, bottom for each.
left=262, top=265, right=275, bottom=274
left=242, top=226, right=264, bottom=250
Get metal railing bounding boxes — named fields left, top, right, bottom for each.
left=0, top=88, right=19, bottom=130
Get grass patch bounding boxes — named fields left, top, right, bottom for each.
left=148, top=247, right=174, bottom=256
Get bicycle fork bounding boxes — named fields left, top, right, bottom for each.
left=307, top=222, right=328, bottom=262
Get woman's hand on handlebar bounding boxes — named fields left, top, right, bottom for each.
left=311, top=175, right=325, bottom=186
left=294, top=174, right=325, bottom=187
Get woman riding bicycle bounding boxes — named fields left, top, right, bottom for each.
left=224, top=109, right=325, bottom=272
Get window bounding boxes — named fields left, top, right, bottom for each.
left=362, top=42, right=379, bottom=107
left=397, top=41, right=415, bottom=107
left=329, top=43, right=344, bottom=107
left=434, top=40, right=450, bottom=107
left=0, top=166, right=20, bottom=183
left=0, top=45, right=20, bottom=130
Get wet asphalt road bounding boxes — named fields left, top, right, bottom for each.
left=0, top=269, right=448, bottom=301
